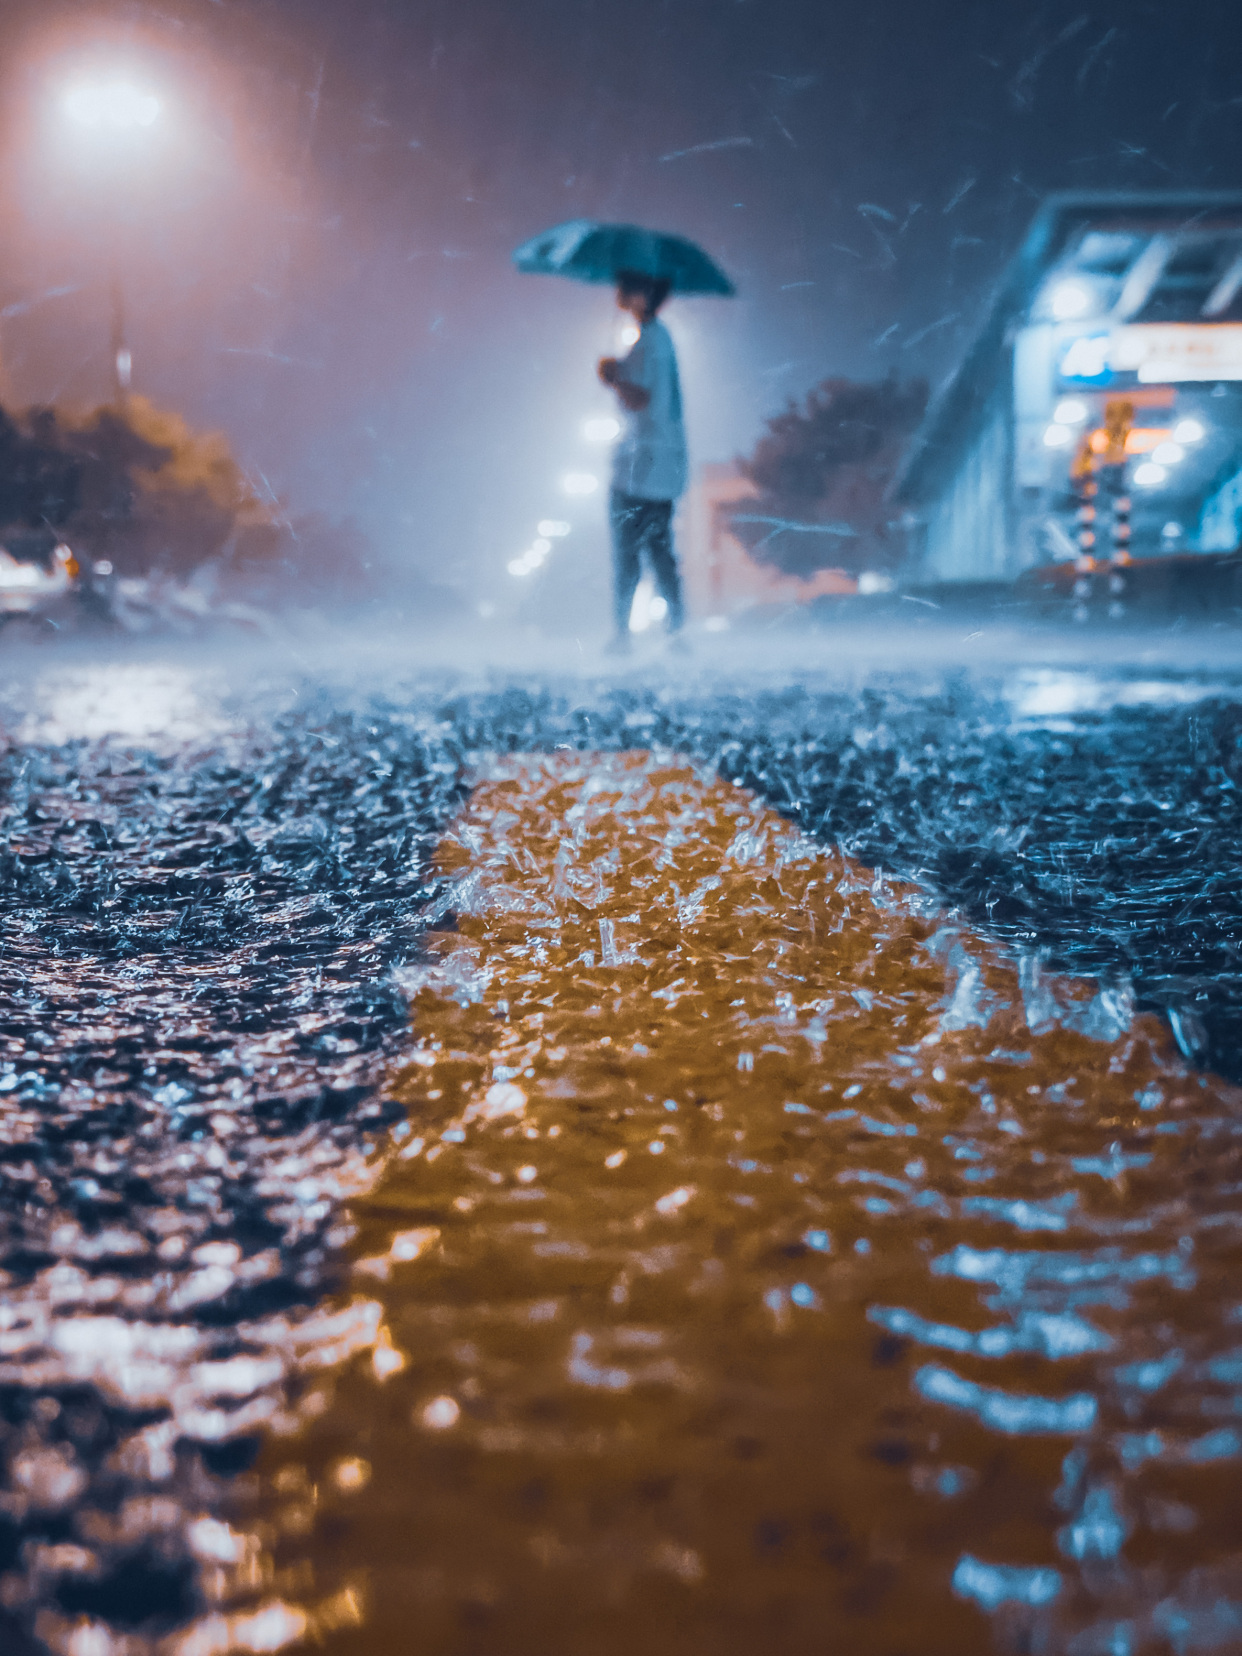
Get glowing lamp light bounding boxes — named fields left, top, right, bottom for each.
left=1173, top=418, right=1205, bottom=444
left=1054, top=398, right=1090, bottom=425
left=1152, top=441, right=1185, bottom=466
left=64, top=82, right=161, bottom=130
left=1043, top=423, right=1074, bottom=448
left=584, top=416, right=621, bottom=443
left=1048, top=278, right=1095, bottom=321
left=538, top=520, right=571, bottom=538
left=1133, top=462, right=1167, bottom=489
left=562, top=472, right=598, bottom=497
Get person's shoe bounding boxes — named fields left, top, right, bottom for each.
left=603, top=633, right=632, bottom=657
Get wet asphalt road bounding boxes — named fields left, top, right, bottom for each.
left=1, top=630, right=1241, bottom=1654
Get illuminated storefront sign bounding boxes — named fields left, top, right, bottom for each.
left=1060, top=323, right=1242, bottom=385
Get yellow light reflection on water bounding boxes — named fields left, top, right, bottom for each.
left=215, top=752, right=1242, bottom=1656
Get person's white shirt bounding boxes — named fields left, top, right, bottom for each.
left=611, top=318, right=688, bottom=502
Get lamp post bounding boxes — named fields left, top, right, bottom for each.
left=60, top=78, right=162, bottom=405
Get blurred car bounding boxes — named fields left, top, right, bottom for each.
left=0, top=525, right=269, bottom=638
left=0, top=526, right=118, bottom=632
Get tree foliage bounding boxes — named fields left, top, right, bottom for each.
left=0, top=397, right=280, bottom=578
left=733, top=376, right=926, bottom=577
left=0, top=397, right=374, bottom=595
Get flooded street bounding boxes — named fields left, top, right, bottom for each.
left=4, top=0, right=1239, bottom=1644
left=3, top=638, right=1242, bottom=1655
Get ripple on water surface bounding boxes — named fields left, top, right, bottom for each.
left=200, top=750, right=1242, bottom=1656
left=5, top=680, right=1242, bottom=1656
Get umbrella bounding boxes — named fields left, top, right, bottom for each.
left=512, top=219, right=735, bottom=297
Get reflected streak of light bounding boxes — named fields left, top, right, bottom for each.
left=19, top=664, right=226, bottom=745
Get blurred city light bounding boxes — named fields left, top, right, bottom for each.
left=562, top=473, right=598, bottom=496
left=1173, top=418, right=1206, bottom=444
left=1060, top=335, right=1110, bottom=379
left=1152, top=441, right=1185, bottom=465
left=584, top=416, right=621, bottom=442
left=1043, top=423, right=1074, bottom=448
left=537, top=520, right=571, bottom=537
left=1054, top=398, right=1090, bottom=425
left=1133, top=462, right=1168, bottom=488
left=618, top=322, right=640, bottom=349
left=63, top=81, right=161, bottom=131
left=1048, top=278, right=1095, bottom=320
left=628, top=580, right=667, bottom=632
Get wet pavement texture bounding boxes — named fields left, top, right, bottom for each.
left=0, top=657, right=1241, bottom=1655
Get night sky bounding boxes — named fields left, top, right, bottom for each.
left=1, top=0, right=1241, bottom=595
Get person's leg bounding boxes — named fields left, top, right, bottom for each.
left=609, top=490, right=644, bottom=641
left=642, top=499, right=684, bottom=633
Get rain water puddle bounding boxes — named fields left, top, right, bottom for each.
left=2, top=668, right=1242, bottom=1656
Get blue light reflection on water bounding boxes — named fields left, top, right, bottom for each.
left=889, top=1103, right=1242, bottom=1651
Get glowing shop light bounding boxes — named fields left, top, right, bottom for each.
left=1059, top=335, right=1110, bottom=380
left=584, top=416, right=621, bottom=443
left=1043, top=423, right=1074, bottom=448
left=64, top=82, right=161, bottom=130
left=1133, top=462, right=1167, bottom=488
left=1048, top=278, right=1095, bottom=321
left=562, top=472, right=598, bottom=497
left=1152, top=441, right=1185, bottom=466
left=538, top=520, right=571, bottom=538
left=1173, top=418, right=1205, bottom=444
left=1053, top=398, right=1090, bottom=425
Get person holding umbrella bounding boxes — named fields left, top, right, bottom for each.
left=511, top=220, right=735, bottom=651
left=598, top=270, right=686, bottom=652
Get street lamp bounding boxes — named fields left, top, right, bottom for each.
left=58, top=76, right=163, bottom=402
left=63, top=82, right=161, bottom=131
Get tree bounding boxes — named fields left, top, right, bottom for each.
left=0, top=398, right=379, bottom=598
left=732, top=375, right=926, bottom=577
left=52, top=398, right=279, bottom=579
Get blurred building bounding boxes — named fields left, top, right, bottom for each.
left=893, top=192, right=1242, bottom=582
left=680, top=462, right=857, bottom=620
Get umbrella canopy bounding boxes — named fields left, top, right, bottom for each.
left=512, top=219, right=735, bottom=297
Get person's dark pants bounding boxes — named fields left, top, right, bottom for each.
left=609, top=489, right=684, bottom=636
